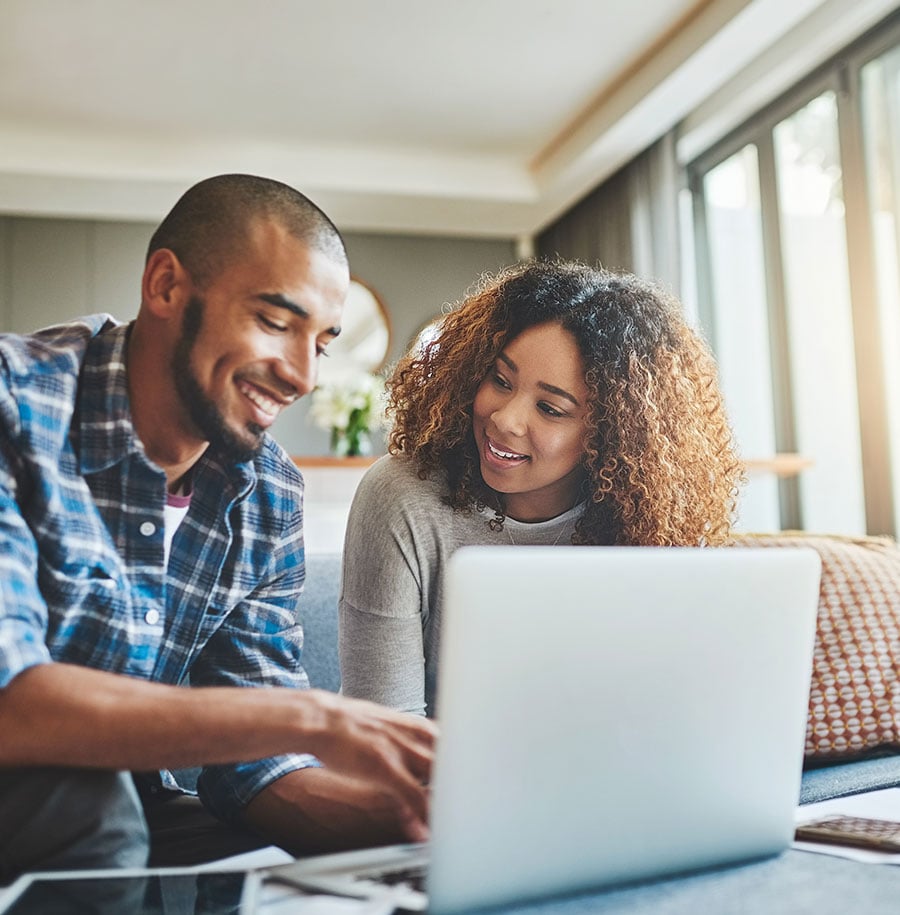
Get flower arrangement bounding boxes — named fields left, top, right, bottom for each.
left=309, top=372, right=387, bottom=457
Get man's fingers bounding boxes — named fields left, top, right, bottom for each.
left=392, top=729, right=435, bottom=779
left=371, top=740, right=432, bottom=824
left=381, top=711, right=438, bottom=781
left=306, top=692, right=439, bottom=829
left=360, top=704, right=438, bottom=784
left=397, top=805, right=430, bottom=844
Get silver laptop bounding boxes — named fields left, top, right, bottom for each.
left=268, top=545, right=821, bottom=913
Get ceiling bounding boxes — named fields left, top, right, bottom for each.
left=0, top=0, right=897, bottom=238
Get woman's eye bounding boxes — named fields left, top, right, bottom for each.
left=492, top=372, right=511, bottom=390
left=538, top=402, right=564, bottom=418
left=259, top=314, right=287, bottom=332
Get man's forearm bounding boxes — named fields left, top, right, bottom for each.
left=0, top=662, right=324, bottom=770
left=242, top=767, right=427, bottom=855
left=0, top=661, right=436, bottom=838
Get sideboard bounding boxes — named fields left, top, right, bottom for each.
left=292, top=456, right=378, bottom=554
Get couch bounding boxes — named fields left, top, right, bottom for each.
left=294, top=542, right=900, bottom=913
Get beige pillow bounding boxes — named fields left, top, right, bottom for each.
left=733, top=532, right=900, bottom=761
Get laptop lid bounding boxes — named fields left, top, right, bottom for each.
left=427, top=545, right=821, bottom=913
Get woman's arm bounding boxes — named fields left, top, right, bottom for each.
left=340, top=602, right=426, bottom=715
left=339, top=458, right=429, bottom=715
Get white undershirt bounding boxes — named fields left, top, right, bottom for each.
left=163, top=489, right=192, bottom=567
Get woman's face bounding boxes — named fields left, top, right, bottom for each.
left=472, top=321, right=590, bottom=522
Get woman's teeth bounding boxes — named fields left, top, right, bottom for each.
left=489, top=440, right=527, bottom=460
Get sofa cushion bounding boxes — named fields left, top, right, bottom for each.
left=734, top=532, right=900, bottom=761
left=297, top=552, right=343, bottom=693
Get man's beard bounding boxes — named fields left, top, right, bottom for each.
left=172, top=296, right=265, bottom=464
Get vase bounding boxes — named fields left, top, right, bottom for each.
left=330, top=426, right=372, bottom=458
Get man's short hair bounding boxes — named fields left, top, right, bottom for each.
left=146, top=174, right=347, bottom=287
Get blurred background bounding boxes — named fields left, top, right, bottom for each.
left=2, top=0, right=900, bottom=540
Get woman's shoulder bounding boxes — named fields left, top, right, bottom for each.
left=347, top=453, right=460, bottom=550
left=355, top=453, right=446, bottom=507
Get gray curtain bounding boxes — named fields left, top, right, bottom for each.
left=536, top=131, right=681, bottom=290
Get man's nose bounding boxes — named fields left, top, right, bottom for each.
left=277, top=338, right=318, bottom=399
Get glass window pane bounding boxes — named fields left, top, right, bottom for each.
left=773, top=92, right=866, bottom=534
left=862, top=47, right=900, bottom=536
left=702, top=145, right=780, bottom=531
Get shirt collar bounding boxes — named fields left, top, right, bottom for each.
left=75, top=321, right=142, bottom=476
left=75, top=321, right=258, bottom=497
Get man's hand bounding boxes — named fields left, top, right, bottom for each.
left=243, top=766, right=431, bottom=855
left=293, top=690, right=437, bottom=839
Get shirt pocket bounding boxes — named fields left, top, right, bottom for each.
left=38, top=543, right=124, bottom=595
left=38, top=545, right=130, bottom=645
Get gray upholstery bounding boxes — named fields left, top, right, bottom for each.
left=801, top=753, right=900, bottom=804
left=490, top=845, right=900, bottom=914
left=297, top=552, right=343, bottom=693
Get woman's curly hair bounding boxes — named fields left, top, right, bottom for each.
left=387, top=260, right=743, bottom=546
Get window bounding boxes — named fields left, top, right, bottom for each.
left=688, top=15, right=900, bottom=536
left=773, top=93, right=865, bottom=533
left=700, top=147, right=779, bottom=532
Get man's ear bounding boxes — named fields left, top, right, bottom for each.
left=141, top=248, right=191, bottom=318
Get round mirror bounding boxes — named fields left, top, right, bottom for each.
left=318, top=277, right=391, bottom=383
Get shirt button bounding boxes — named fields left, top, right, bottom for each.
left=145, top=609, right=161, bottom=625
left=140, top=521, right=156, bottom=537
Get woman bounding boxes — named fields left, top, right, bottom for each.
left=339, top=260, right=742, bottom=716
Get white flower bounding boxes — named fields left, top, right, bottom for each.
left=309, top=373, right=387, bottom=433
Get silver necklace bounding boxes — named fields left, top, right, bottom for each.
left=506, top=523, right=568, bottom=547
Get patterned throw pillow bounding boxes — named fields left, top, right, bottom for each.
left=733, top=532, right=900, bottom=761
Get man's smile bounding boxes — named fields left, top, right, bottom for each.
left=236, top=378, right=295, bottom=420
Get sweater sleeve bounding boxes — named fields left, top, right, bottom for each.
left=339, top=457, right=430, bottom=716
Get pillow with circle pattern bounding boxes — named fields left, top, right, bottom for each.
left=733, top=531, right=900, bottom=761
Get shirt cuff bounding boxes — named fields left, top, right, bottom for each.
left=0, top=623, right=52, bottom=689
left=197, top=753, right=322, bottom=824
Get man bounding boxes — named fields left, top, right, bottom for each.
left=0, top=174, right=436, bottom=882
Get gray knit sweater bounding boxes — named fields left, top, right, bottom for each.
left=338, top=455, right=582, bottom=716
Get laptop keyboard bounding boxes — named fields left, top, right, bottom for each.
left=364, top=863, right=428, bottom=893
left=265, top=847, right=429, bottom=910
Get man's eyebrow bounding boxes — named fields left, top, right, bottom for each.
left=258, top=293, right=341, bottom=337
left=496, top=351, right=580, bottom=407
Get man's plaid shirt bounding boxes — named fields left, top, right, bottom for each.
left=0, top=315, right=316, bottom=822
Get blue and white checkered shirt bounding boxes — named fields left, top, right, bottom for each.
left=0, top=315, right=316, bottom=823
